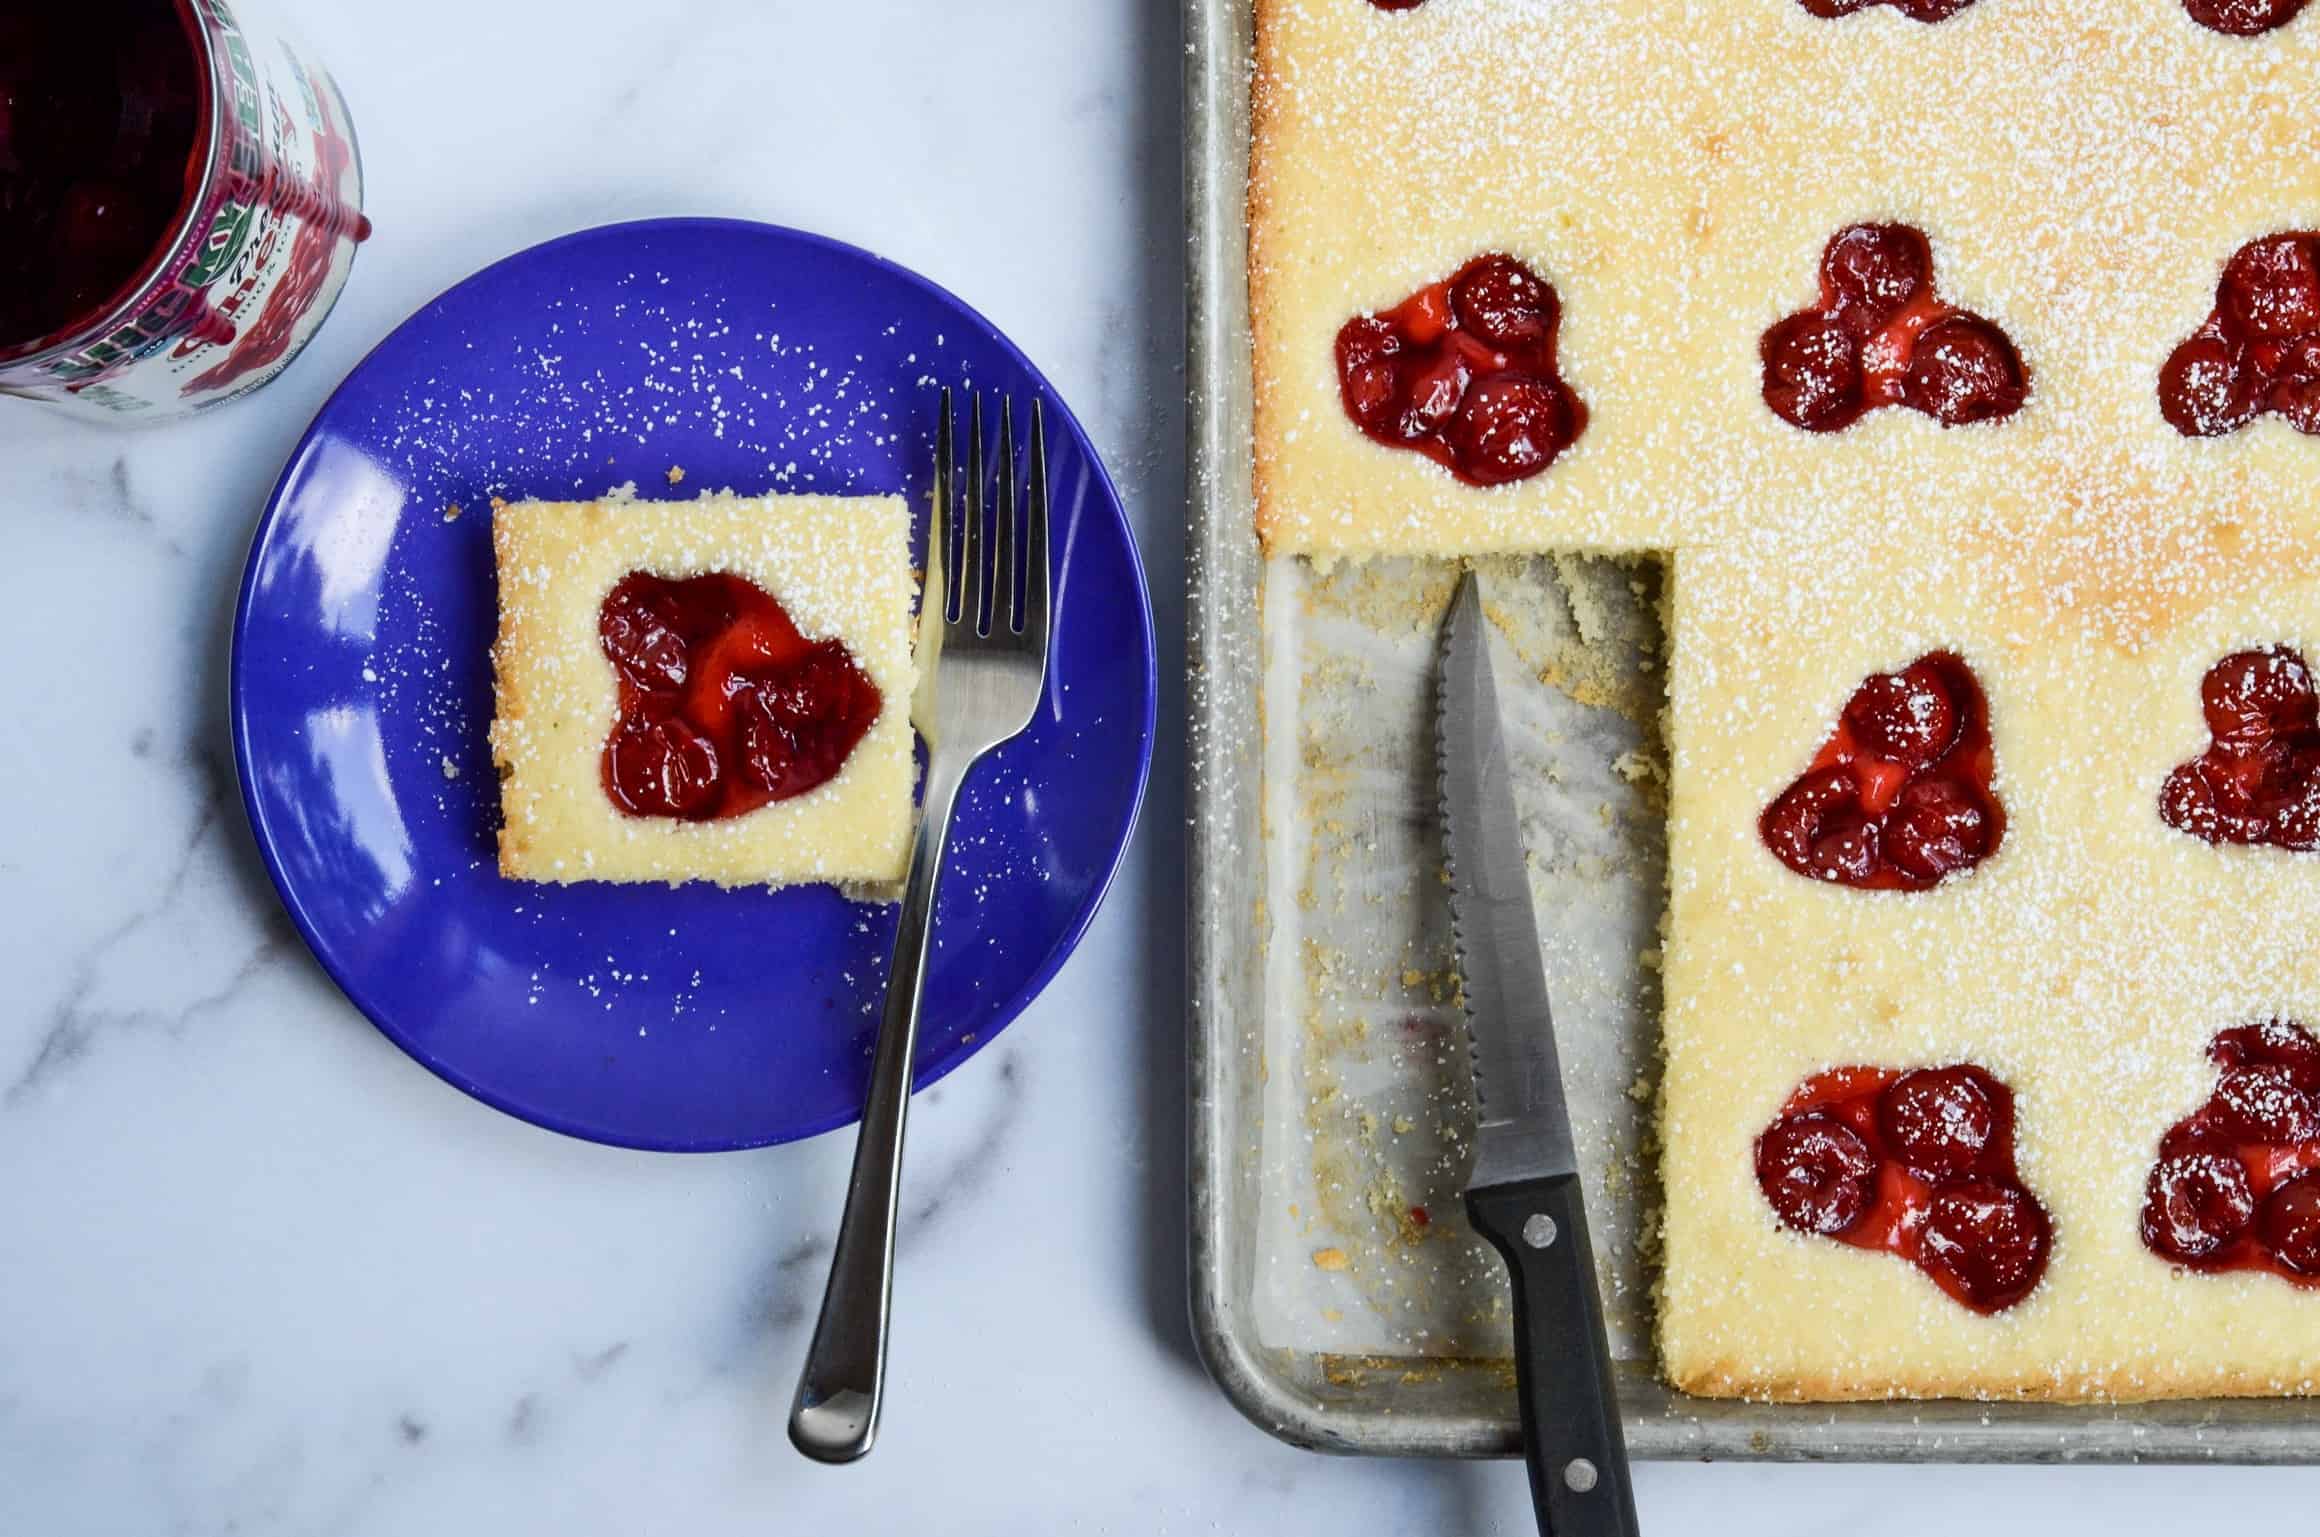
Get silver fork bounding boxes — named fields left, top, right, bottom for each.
left=789, top=387, right=1051, bottom=1464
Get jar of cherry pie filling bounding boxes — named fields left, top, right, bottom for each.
left=0, top=0, right=369, bottom=421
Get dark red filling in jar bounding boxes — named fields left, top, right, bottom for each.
left=2159, top=646, right=2320, bottom=851
left=1759, top=652, right=2005, bottom=890
left=2159, top=233, right=2320, bottom=437
left=0, top=0, right=208, bottom=356
left=2142, top=1021, right=2320, bottom=1282
left=1761, top=224, right=2028, bottom=433
left=1756, top=1064, right=2052, bottom=1312
left=1333, top=253, right=1587, bottom=487
left=596, top=572, right=881, bottom=821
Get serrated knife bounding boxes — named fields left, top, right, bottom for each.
left=1436, top=571, right=1639, bottom=1537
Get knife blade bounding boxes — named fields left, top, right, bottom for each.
left=1435, top=570, right=1639, bottom=1537
left=1436, top=570, right=1578, bottom=1193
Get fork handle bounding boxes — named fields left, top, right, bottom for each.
left=789, top=753, right=967, bottom=1464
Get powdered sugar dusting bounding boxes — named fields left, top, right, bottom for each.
left=1248, top=0, right=2320, bottom=1400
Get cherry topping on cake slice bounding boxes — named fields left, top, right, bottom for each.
left=1902, top=316, right=2030, bottom=426
left=605, top=716, right=722, bottom=819
left=2184, top=0, right=2307, bottom=36
left=1760, top=652, right=2003, bottom=889
left=2213, top=1019, right=2320, bottom=1089
left=2140, top=1021, right=2320, bottom=1283
left=2143, top=1150, right=2256, bottom=1261
left=1334, top=253, right=1588, bottom=486
left=2260, top=1174, right=2320, bottom=1275
left=2160, top=233, right=2320, bottom=436
left=1757, top=1064, right=2050, bottom=1312
left=1762, top=224, right=2028, bottom=432
left=2159, top=646, right=2320, bottom=851
left=597, top=572, right=881, bottom=821
left=1756, top=1113, right=1881, bottom=1235
left=1877, top=1065, right=2007, bottom=1180
left=1919, top=1178, right=2051, bottom=1312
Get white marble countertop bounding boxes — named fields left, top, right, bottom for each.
left=3, top=1, right=2314, bottom=1530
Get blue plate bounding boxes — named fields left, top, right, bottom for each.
left=230, top=219, right=1155, bottom=1150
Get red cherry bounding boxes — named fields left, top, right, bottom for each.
left=2205, top=739, right=2293, bottom=820
left=1761, top=312, right=1864, bottom=432
left=1876, top=1065, right=2003, bottom=1179
left=2211, top=1019, right=2320, bottom=1090
left=2222, top=234, right=2320, bottom=341
left=1445, top=374, right=1577, bottom=486
left=735, top=643, right=882, bottom=802
left=2159, top=760, right=2222, bottom=841
left=599, top=576, right=690, bottom=694
left=1336, top=317, right=1404, bottom=433
left=2159, top=335, right=2263, bottom=437
left=1845, top=662, right=1960, bottom=768
left=1451, top=254, right=1559, bottom=351
left=2201, top=647, right=2318, bottom=748
left=2185, top=0, right=2306, bottom=30
left=2273, top=780, right=2320, bottom=850
left=2211, top=1063, right=2320, bottom=1143
left=1902, top=315, right=2029, bottom=425
left=2269, top=337, right=2320, bottom=433
left=1342, top=360, right=1400, bottom=432
left=2142, top=1150, right=2256, bottom=1262
left=1756, top=1113, right=1879, bottom=1236
left=1822, top=224, right=1930, bottom=335
left=2275, top=376, right=2320, bottom=435
left=1337, top=313, right=1398, bottom=372
left=1812, top=811, right=1881, bottom=883
left=1918, top=1178, right=2050, bottom=1312
left=2259, top=1174, right=2320, bottom=1276
left=1396, top=350, right=1473, bottom=443
left=1760, top=765, right=1874, bottom=881
left=604, top=715, right=722, bottom=818
left=1885, top=779, right=1995, bottom=882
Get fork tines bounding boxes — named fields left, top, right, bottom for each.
left=934, top=387, right=1048, bottom=643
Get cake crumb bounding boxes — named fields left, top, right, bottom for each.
left=442, top=502, right=462, bottom=522
left=1312, top=1246, right=1350, bottom=1272
left=666, top=465, right=686, bottom=486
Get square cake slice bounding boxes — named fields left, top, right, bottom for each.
left=489, top=490, right=917, bottom=891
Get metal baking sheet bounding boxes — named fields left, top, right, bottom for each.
left=1183, top=0, right=2318, bottom=1463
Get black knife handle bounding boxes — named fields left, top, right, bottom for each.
left=1466, top=1174, right=1640, bottom=1537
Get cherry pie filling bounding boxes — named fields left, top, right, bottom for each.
left=2158, top=646, right=2320, bottom=850
left=1334, top=253, right=1588, bottom=487
left=1760, top=652, right=2004, bottom=889
left=595, top=572, right=881, bottom=821
left=2160, top=232, right=2320, bottom=437
left=1761, top=224, right=2028, bottom=433
left=2142, top=1021, right=2320, bottom=1281
left=1756, top=1064, right=2052, bottom=1312
left=2183, top=0, right=2307, bottom=35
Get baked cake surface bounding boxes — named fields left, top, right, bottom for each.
left=490, top=491, right=916, bottom=891
left=1253, top=0, right=2320, bottom=1398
